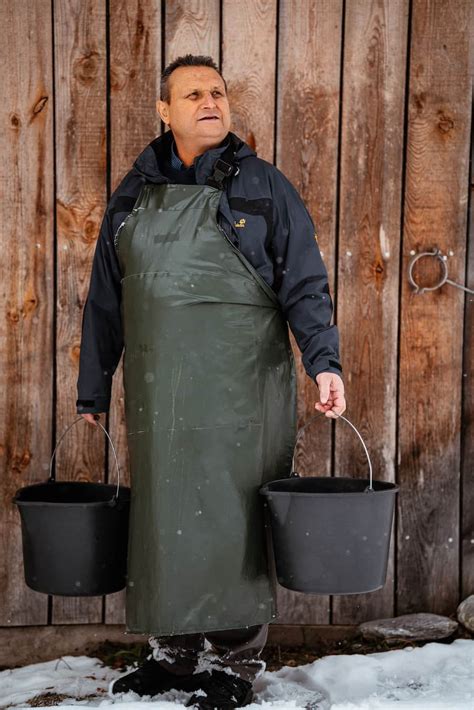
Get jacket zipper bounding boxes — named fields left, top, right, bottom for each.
left=217, top=221, right=239, bottom=251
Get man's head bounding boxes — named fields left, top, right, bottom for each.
left=156, top=54, right=231, bottom=160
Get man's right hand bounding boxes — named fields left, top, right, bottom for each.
left=80, top=413, right=104, bottom=426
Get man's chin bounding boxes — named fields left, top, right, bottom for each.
left=195, top=128, right=229, bottom=145
left=197, top=121, right=225, bottom=134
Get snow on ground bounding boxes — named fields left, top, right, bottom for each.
left=0, top=639, right=472, bottom=710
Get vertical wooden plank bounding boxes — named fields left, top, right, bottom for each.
left=222, top=0, right=276, bottom=161
left=334, top=0, right=409, bottom=624
left=398, top=0, right=471, bottom=615
left=53, top=0, right=107, bottom=624
left=105, top=0, right=163, bottom=625
left=276, top=0, right=343, bottom=625
left=461, top=13, right=474, bottom=600
left=0, top=0, right=53, bottom=626
left=166, top=0, right=220, bottom=64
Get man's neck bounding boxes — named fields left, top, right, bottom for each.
left=172, top=134, right=229, bottom=168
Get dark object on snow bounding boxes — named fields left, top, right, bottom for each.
left=13, top=418, right=130, bottom=596
left=110, top=657, right=207, bottom=696
left=260, top=412, right=399, bottom=595
left=185, top=669, right=254, bottom=709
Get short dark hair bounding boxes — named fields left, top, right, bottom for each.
left=160, top=53, right=227, bottom=103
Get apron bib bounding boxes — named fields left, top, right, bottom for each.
left=116, top=182, right=297, bottom=635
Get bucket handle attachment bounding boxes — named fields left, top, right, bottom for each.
left=291, top=411, right=374, bottom=492
left=48, top=417, right=122, bottom=504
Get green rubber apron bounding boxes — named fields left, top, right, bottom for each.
left=116, top=181, right=297, bottom=635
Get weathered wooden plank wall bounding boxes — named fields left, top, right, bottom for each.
left=1, top=0, right=472, bottom=631
left=52, top=0, right=107, bottom=626
left=398, top=0, right=472, bottom=616
left=0, top=0, right=54, bottom=627
left=333, top=0, right=408, bottom=626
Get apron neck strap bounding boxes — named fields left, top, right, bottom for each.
left=206, top=134, right=241, bottom=191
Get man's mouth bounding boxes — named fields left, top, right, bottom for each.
left=198, top=115, right=220, bottom=121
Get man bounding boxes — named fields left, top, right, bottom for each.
left=77, top=54, right=346, bottom=708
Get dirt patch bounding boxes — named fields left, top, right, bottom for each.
left=24, top=692, right=102, bottom=707
left=25, top=693, right=77, bottom=707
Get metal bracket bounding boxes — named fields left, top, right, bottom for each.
left=407, top=247, right=474, bottom=295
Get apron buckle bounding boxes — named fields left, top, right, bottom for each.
left=207, top=157, right=238, bottom=190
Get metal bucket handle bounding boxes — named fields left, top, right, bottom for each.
left=48, top=416, right=122, bottom=504
left=291, top=411, right=374, bottom=492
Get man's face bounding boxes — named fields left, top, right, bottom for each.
left=156, top=66, right=231, bottom=148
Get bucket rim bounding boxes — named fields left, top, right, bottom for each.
left=278, top=583, right=385, bottom=595
left=13, top=480, right=131, bottom=507
left=14, top=497, right=130, bottom=508
left=259, top=476, right=399, bottom=496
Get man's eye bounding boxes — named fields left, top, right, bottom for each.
left=188, top=91, right=222, bottom=97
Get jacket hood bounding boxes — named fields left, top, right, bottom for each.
left=132, top=130, right=256, bottom=185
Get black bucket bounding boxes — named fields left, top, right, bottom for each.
left=260, top=412, right=399, bottom=595
left=13, top=418, right=130, bottom=596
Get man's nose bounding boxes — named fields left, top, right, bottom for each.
left=200, top=91, right=218, bottom=106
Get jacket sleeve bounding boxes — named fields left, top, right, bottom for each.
left=270, top=168, right=343, bottom=382
left=76, top=205, right=125, bottom=414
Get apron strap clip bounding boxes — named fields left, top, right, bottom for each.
left=207, top=157, right=236, bottom=190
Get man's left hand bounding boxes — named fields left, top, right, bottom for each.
left=314, top=372, right=346, bottom=418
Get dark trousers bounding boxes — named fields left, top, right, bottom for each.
left=148, top=623, right=268, bottom=682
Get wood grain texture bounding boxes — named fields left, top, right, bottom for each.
left=52, top=0, right=107, bottom=624
left=166, top=0, right=220, bottom=62
left=333, top=0, right=408, bottom=624
left=275, top=0, right=343, bottom=625
left=105, top=0, right=163, bottom=626
left=0, top=0, right=54, bottom=626
left=461, top=15, right=474, bottom=600
left=222, top=0, right=277, bottom=159
left=397, top=0, right=471, bottom=615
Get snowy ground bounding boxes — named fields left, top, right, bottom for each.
left=0, top=639, right=472, bottom=710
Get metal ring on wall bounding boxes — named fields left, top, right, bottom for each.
left=407, top=248, right=448, bottom=294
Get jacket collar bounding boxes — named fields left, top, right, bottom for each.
left=133, top=130, right=255, bottom=185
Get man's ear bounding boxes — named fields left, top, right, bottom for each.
left=156, top=99, right=169, bottom=125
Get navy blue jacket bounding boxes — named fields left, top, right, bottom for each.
left=76, top=130, right=342, bottom=414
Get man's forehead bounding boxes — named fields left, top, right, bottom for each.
left=172, top=66, right=224, bottom=90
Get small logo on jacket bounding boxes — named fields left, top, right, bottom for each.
left=234, top=218, right=246, bottom=228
